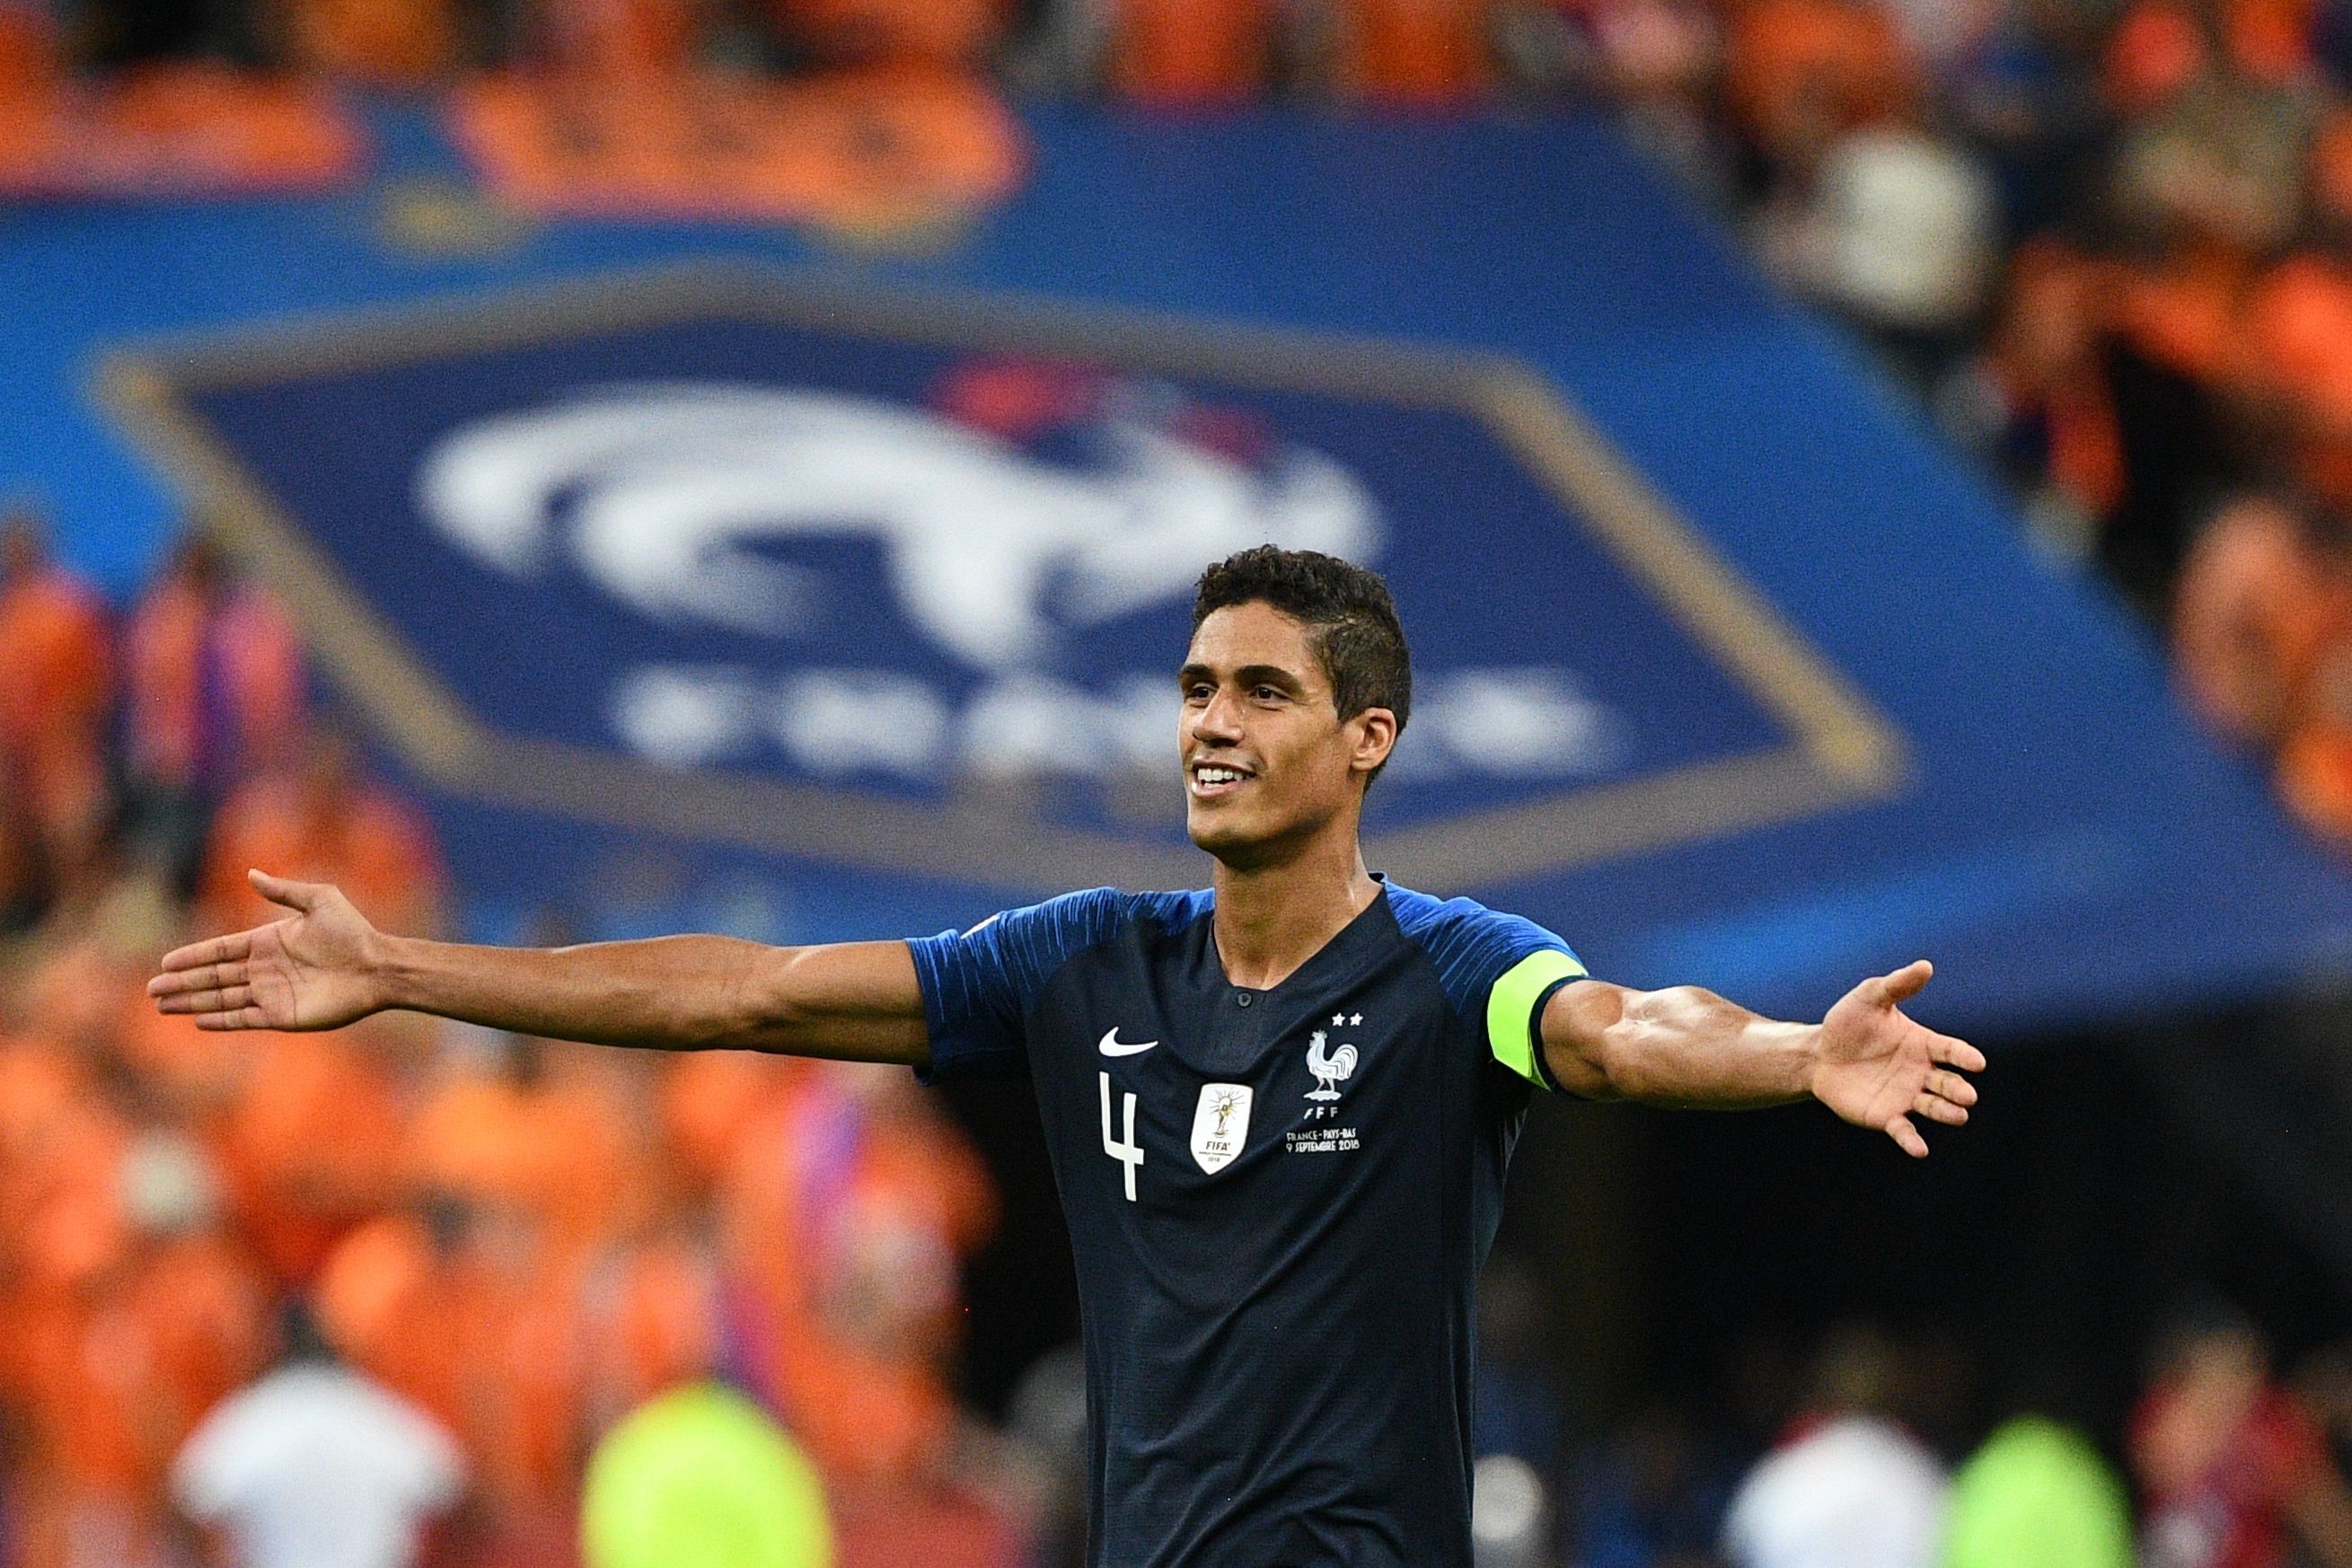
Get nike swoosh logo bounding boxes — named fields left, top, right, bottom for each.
left=1097, top=1028, right=1159, bottom=1057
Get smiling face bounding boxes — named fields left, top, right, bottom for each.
left=1178, top=601, right=1397, bottom=868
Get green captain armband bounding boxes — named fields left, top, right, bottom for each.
left=1485, top=949, right=1587, bottom=1087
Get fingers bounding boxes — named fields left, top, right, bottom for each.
left=153, top=929, right=251, bottom=980
left=1894, top=1062, right=1979, bottom=1149
left=1886, top=1115, right=1930, bottom=1158
left=150, top=960, right=249, bottom=1001
left=247, top=868, right=322, bottom=912
left=194, top=1006, right=269, bottom=1031
left=1925, top=1068, right=1977, bottom=1108
left=1878, top=959, right=1934, bottom=1005
left=158, top=984, right=254, bottom=1017
left=1929, top=1033, right=1987, bottom=1074
left=1914, top=1092, right=1968, bottom=1126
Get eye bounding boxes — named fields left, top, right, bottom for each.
left=1182, top=683, right=1212, bottom=702
left=1253, top=685, right=1285, bottom=702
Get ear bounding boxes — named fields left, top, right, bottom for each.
left=1347, top=707, right=1398, bottom=779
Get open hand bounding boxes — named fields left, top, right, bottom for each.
left=1810, top=960, right=1985, bottom=1158
left=147, top=870, right=385, bottom=1031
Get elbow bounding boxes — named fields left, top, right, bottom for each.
left=1541, top=978, right=1636, bottom=1099
left=1583, top=1024, right=1644, bottom=1100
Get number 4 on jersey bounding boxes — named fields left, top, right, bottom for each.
left=1099, top=1071, right=1142, bottom=1202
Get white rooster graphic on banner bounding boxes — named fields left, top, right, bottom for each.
left=417, top=383, right=1378, bottom=670
left=1304, top=1030, right=1357, bottom=1101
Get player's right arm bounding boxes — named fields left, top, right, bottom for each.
left=146, top=869, right=931, bottom=1066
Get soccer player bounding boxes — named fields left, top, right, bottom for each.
left=150, top=545, right=1985, bottom=1568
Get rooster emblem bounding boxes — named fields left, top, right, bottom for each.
left=1304, top=1030, right=1357, bottom=1101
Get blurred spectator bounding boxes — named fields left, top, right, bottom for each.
left=1476, top=1253, right=1565, bottom=1468
left=579, top=1380, right=831, bottom=1568
left=577, top=1192, right=723, bottom=1430
left=3, top=1126, right=271, bottom=1568
left=0, top=507, right=111, bottom=872
left=1312, top=0, right=1497, bottom=107
left=1471, top=1451, right=1552, bottom=1568
left=313, top=1193, right=582, bottom=1564
left=2298, top=1344, right=2352, bottom=1486
left=121, top=533, right=305, bottom=894
left=1102, top=0, right=1279, bottom=110
left=2128, top=1306, right=2352, bottom=1568
left=1945, top=0, right=2108, bottom=235
left=1572, top=1404, right=1737, bottom=1568
left=1770, top=106, right=2001, bottom=387
left=1942, top=1414, right=2135, bottom=1568
left=2275, top=623, right=2352, bottom=844
left=213, top=1026, right=406, bottom=1286
left=1721, top=0, right=1912, bottom=174
left=1004, top=1343, right=1088, bottom=1568
left=74, top=0, right=248, bottom=65
left=704, top=1059, right=1020, bottom=1566
left=198, top=729, right=445, bottom=938
left=0, top=3, right=58, bottom=103
left=719, top=1059, right=994, bottom=1489
left=265, top=0, right=465, bottom=83
left=1720, top=1324, right=1948, bottom=1568
left=408, top=1031, right=634, bottom=1267
left=170, top=1299, right=468, bottom=1568
left=766, top=0, right=1005, bottom=71
left=2105, top=57, right=2312, bottom=264
left=1581, top=0, right=1729, bottom=199
left=1940, top=239, right=2123, bottom=557
left=530, top=0, right=701, bottom=79
left=2242, top=114, right=2352, bottom=502
left=0, top=774, right=45, bottom=935
left=2171, top=492, right=2348, bottom=752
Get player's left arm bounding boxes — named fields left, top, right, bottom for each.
left=1537, top=960, right=1986, bottom=1158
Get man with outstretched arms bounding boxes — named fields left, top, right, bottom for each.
left=152, top=546, right=1985, bottom=1568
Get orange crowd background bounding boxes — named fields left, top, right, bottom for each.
left=0, top=516, right=1012, bottom=1568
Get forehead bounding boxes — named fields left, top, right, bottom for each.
left=1183, top=602, right=1321, bottom=677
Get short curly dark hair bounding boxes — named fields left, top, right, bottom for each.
left=1191, top=546, right=1412, bottom=784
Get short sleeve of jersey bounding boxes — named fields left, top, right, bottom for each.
left=1388, top=888, right=1587, bottom=1089
left=905, top=888, right=1134, bottom=1084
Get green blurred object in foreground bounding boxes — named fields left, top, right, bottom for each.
left=1942, top=1416, right=2133, bottom=1568
left=582, top=1382, right=832, bottom=1568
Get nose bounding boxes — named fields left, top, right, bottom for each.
left=1191, top=686, right=1244, bottom=747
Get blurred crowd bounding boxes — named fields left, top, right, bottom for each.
left=1529, top=1308, right=2352, bottom=1568
left=1625, top=0, right=2352, bottom=856
left=0, top=510, right=1014, bottom=1566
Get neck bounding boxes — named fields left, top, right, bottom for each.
left=1209, top=823, right=1381, bottom=990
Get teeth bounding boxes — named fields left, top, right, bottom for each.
left=1196, top=768, right=1243, bottom=784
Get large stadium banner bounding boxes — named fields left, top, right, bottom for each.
left=105, top=266, right=1899, bottom=893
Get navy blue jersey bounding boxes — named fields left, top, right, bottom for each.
left=909, top=876, right=1586, bottom=1568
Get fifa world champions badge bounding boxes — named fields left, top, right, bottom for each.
left=1190, top=1083, right=1254, bottom=1173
